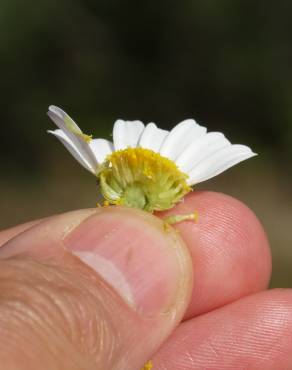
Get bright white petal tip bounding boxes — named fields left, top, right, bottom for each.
left=113, top=119, right=145, bottom=150
left=160, top=119, right=207, bottom=160
left=48, top=105, right=65, bottom=118
left=186, top=144, right=256, bottom=185
left=138, top=122, right=168, bottom=152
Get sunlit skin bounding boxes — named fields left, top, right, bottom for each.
left=0, top=192, right=292, bottom=369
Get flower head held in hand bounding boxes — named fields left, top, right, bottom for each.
left=47, top=106, right=256, bottom=212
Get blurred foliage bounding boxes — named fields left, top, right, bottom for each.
left=0, top=0, right=292, bottom=286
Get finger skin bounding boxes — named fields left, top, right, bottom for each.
left=0, top=218, right=49, bottom=247
left=1, top=191, right=272, bottom=321
left=0, top=207, right=193, bottom=370
left=154, top=289, right=292, bottom=370
left=159, top=191, right=272, bottom=318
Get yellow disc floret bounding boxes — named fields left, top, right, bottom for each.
left=98, top=147, right=191, bottom=212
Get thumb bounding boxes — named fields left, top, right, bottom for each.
left=0, top=207, right=193, bottom=370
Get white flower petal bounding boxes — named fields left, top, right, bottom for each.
left=113, top=119, right=145, bottom=150
left=48, top=106, right=99, bottom=169
left=48, top=105, right=257, bottom=196
left=138, top=122, right=169, bottom=152
left=160, top=119, right=207, bottom=160
left=176, top=132, right=230, bottom=173
left=89, top=139, right=114, bottom=164
left=48, top=105, right=82, bottom=134
left=48, top=129, right=95, bottom=173
left=187, top=145, right=256, bottom=185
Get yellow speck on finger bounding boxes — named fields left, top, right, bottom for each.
left=142, top=360, right=153, bottom=370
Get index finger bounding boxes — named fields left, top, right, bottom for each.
left=158, top=191, right=272, bottom=319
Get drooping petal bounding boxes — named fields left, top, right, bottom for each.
left=89, top=139, right=114, bottom=164
left=47, top=106, right=99, bottom=170
left=187, top=144, right=256, bottom=185
left=160, top=119, right=207, bottom=160
left=175, top=132, right=230, bottom=173
left=113, top=119, right=145, bottom=150
left=48, top=105, right=83, bottom=134
left=47, top=129, right=95, bottom=173
left=138, top=122, right=169, bottom=152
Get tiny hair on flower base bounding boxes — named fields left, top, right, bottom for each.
left=47, top=105, right=256, bottom=223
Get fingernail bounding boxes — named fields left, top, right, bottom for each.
left=64, top=208, right=189, bottom=316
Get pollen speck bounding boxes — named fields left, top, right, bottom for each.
left=80, top=133, right=93, bottom=143
left=142, top=360, right=153, bottom=370
left=163, top=221, right=172, bottom=233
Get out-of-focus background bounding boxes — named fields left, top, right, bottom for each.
left=0, top=0, right=291, bottom=287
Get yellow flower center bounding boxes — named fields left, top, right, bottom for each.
left=98, top=147, right=191, bottom=212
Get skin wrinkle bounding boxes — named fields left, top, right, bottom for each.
left=189, top=325, right=235, bottom=367
left=0, top=289, right=80, bottom=369
left=239, top=300, right=292, bottom=365
left=37, top=281, right=90, bottom=346
left=70, top=265, right=140, bottom=369
left=0, top=261, right=79, bottom=341
left=0, top=301, right=48, bottom=356
left=0, top=257, right=125, bottom=369
left=173, top=192, right=271, bottom=318
left=201, top=304, right=285, bottom=365
left=200, top=207, right=246, bottom=257
left=0, top=258, right=85, bottom=343
left=154, top=291, right=292, bottom=370
left=51, top=263, right=124, bottom=367
left=184, top=350, right=196, bottom=367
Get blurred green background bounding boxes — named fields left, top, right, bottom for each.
left=0, top=0, right=291, bottom=287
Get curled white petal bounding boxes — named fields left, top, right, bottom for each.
left=138, top=122, right=168, bottom=152
left=187, top=145, right=256, bottom=185
left=89, top=139, right=114, bottom=164
left=113, top=119, right=145, bottom=150
left=176, top=132, right=230, bottom=173
left=160, top=119, right=207, bottom=160
left=48, top=106, right=99, bottom=169
left=47, top=129, right=95, bottom=173
left=48, top=105, right=82, bottom=134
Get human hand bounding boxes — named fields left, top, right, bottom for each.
left=0, top=191, right=290, bottom=370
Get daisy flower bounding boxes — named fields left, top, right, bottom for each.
left=47, top=105, right=256, bottom=213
